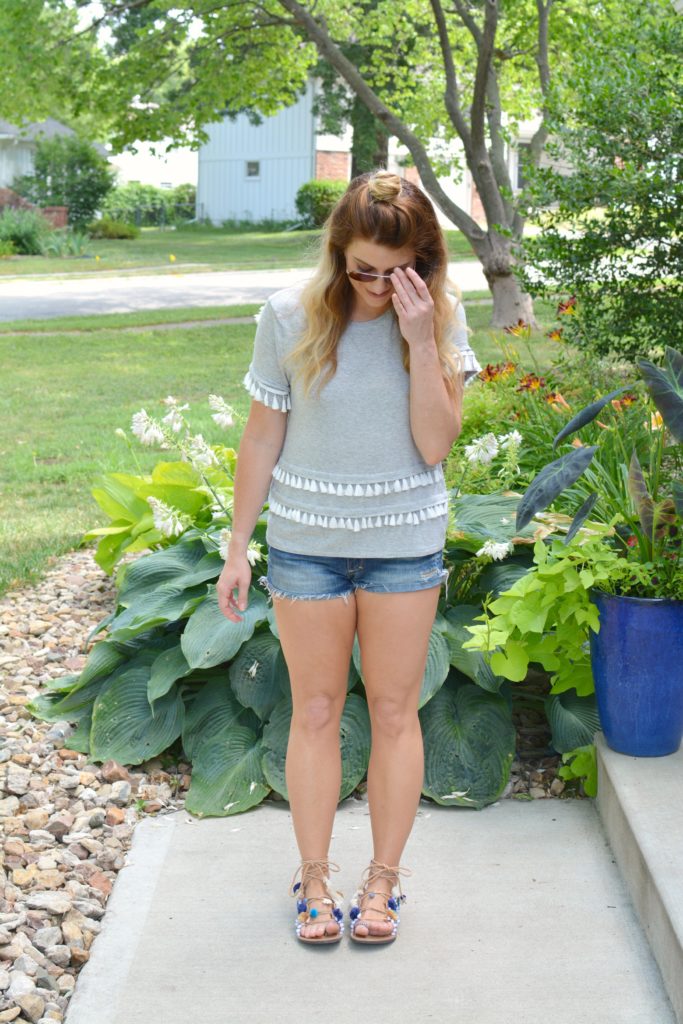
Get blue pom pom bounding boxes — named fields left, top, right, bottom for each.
left=333, top=907, right=343, bottom=921
left=292, top=882, right=301, bottom=892
left=309, top=907, right=318, bottom=918
left=297, top=900, right=307, bottom=913
left=350, top=906, right=360, bottom=920
left=387, top=897, right=397, bottom=910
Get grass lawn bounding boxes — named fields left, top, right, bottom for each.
left=0, top=298, right=558, bottom=597
left=0, top=226, right=476, bottom=277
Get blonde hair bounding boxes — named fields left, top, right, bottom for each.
left=281, top=169, right=464, bottom=407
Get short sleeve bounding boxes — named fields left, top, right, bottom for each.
left=242, top=298, right=292, bottom=412
left=447, top=299, right=481, bottom=385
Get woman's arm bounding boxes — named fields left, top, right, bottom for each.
left=408, top=339, right=462, bottom=465
left=228, top=403, right=287, bottom=555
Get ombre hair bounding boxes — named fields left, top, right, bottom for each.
left=281, top=168, right=465, bottom=407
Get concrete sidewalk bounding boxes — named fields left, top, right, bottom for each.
left=64, top=748, right=678, bottom=1024
left=0, top=261, right=487, bottom=322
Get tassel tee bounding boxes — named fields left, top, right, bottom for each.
left=242, top=282, right=481, bottom=557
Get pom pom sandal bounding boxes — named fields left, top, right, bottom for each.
left=290, top=858, right=345, bottom=944
left=349, top=859, right=412, bottom=944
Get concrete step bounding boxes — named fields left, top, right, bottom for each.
left=595, top=730, right=683, bottom=1024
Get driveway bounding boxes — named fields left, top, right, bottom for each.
left=0, top=262, right=488, bottom=321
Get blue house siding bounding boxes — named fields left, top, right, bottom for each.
left=197, top=80, right=316, bottom=223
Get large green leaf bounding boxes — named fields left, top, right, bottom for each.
left=116, top=540, right=213, bottom=605
left=467, top=558, right=531, bottom=600
left=544, top=689, right=601, bottom=753
left=638, top=346, right=683, bottom=442
left=185, top=726, right=270, bottom=817
left=89, top=473, right=151, bottom=522
left=515, top=446, right=598, bottom=532
left=352, top=622, right=449, bottom=709
left=89, top=666, right=185, bottom=764
left=148, top=645, right=192, bottom=703
left=181, top=676, right=254, bottom=760
left=419, top=671, right=516, bottom=810
left=107, top=582, right=208, bottom=641
left=441, top=605, right=505, bottom=694
left=262, top=692, right=371, bottom=801
left=229, top=632, right=289, bottom=720
left=181, top=585, right=269, bottom=668
left=448, top=493, right=532, bottom=550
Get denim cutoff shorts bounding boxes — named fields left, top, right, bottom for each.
left=258, top=546, right=449, bottom=604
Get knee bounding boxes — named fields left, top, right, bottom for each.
left=292, top=693, right=341, bottom=734
left=368, top=696, right=416, bottom=739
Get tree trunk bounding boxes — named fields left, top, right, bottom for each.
left=485, top=268, right=536, bottom=328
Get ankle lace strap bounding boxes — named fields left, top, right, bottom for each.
left=360, top=859, right=413, bottom=900
left=290, top=858, right=342, bottom=899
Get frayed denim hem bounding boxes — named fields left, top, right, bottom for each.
left=257, top=574, right=353, bottom=605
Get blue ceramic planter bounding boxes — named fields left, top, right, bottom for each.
left=589, top=590, right=683, bottom=757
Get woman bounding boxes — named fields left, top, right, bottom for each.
left=216, top=169, right=480, bottom=945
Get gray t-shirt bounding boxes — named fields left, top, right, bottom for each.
left=242, top=282, right=481, bottom=557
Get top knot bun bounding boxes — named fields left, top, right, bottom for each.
left=367, top=170, right=402, bottom=202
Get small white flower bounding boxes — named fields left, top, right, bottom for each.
left=162, top=407, right=187, bottom=433
left=147, top=496, right=187, bottom=537
left=218, top=528, right=232, bottom=560
left=499, top=429, right=522, bottom=448
left=476, top=539, right=514, bottom=561
left=183, top=433, right=219, bottom=469
left=246, top=541, right=264, bottom=566
left=464, top=433, right=499, bottom=465
left=208, top=394, right=236, bottom=429
left=247, top=660, right=260, bottom=679
left=131, top=409, right=166, bottom=446
left=115, top=427, right=126, bottom=439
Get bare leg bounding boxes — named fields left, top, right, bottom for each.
left=352, top=584, right=441, bottom=936
left=274, top=591, right=358, bottom=939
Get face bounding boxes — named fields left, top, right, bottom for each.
left=344, top=238, right=416, bottom=319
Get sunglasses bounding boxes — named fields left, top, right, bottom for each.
left=346, top=265, right=428, bottom=283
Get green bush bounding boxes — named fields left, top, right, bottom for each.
left=295, top=179, right=348, bottom=228
left=88, top=217, right=140, bottom=239
left=0, top=239, right=15, bottom=258
left=0, top=207, right=51, bottom=255
left=40, top=229, right=92, bottom=258
left=12, top=135, right=115, bottom=230
left=102, top=182, right=196, bottom=226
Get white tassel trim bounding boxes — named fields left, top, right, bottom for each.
left=272, top=463, right=442, bottom=495
left=242, top=369, right=291, bottom=411
left=268, top=498, right=449, bottom=531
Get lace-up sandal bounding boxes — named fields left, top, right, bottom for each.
left=290, top=858, right=345, bottom=944
left=349, top=859, right=412, bottom=944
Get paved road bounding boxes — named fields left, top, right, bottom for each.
left=0, top=262, right=488, bottom=321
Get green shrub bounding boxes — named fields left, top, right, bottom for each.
left=295, top=179, right=348, bottom=228
left=41, top=229, right=92, bottom=258
left=0, top=239, right=15, bottom=258
left=0, top=208, right=51, bottom=255
left=88, top=217, right=140, bottom=239
left=12, top=135, right=115, bottom=230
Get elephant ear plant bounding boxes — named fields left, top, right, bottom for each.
left=464, top=345, right=683, bottom=793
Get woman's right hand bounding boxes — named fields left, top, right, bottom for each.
left=216, top=552, right=252, bottom=622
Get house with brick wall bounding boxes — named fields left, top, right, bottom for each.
left=196, top=76, right=546, bottom=229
